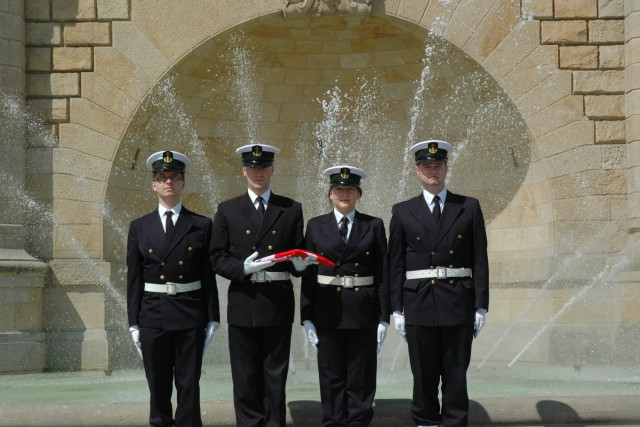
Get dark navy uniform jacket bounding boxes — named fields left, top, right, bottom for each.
left=127, top=207, right=220, bottom=330
left=389, top=192, right=489, bottom=326
left=301, top=211, right=390, bottom=329
left=210, top=192, right=304, bottom=327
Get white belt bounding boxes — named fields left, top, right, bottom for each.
left=144, top=280, right=201, bottom=295
left=406, top=267, right=472, bottom=280
left=250, top=271, right=291, bottom=283
left=317, top=275, right=374, bottom=288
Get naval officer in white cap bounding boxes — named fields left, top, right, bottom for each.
left=127, top=150, right=220, bottom=427
left=301, top=165, right=390, bottom=426
left=389, top=140, right=489, bottom=427
left=210, top=144, right=311, bottom=427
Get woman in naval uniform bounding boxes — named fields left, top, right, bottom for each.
left=300, top=165, right=390, bottom=426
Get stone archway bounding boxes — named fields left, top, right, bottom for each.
left=9, top=0, right=635, bottom=371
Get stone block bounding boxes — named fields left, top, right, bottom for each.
left=52, top=0, right=96, bottom=21
left=52, top=147, right=111, bottom=181
left=462, top=0, right=521, bottom=61
left=628, top=89, right=640, bottom=119
left=81, top=71, right=137, bottom=119
left=554, top=196, right=612, bottom=221
left=541, top=21, right=587, bottom=45
left=322, top=40, right=352, bottom=54
left=26, top=98, right=68, bottom=122
left=110, top=21, right=171, bottom=81
left=340, top=52, right=373, bottom=68
left=550, top=169, right=627, bottom=199
left=9, top=40, right=24, bottom=67
left=307, top=53, right=340, bottom=69
left=26, top=72, right=80, bottom=97
left=601, top=144, right=626, bottom=170
left=528, top=95, right=584, bottom=138
left=554, top=0, right=597, bottom=18
left=53, top=223, right=101, bottom=258
left=521, top=0, right=553, bottom=19
left=256, top=122, right=299, bottom=140
left=63, top=22, right=110, bottom=46
left=96, top=0, right=130, bottom=20
left=26, top=47, right=50, bottom=71
left=93, top=46, right=152, bottom=101
left=26, top=23, right=62, bottom=46
left=68, top=97, right=128, bottom=140
left=370, top=50, right=405, bottom=68
left=589, top=20, right=624, bottom=44
left=584, top=94, right=624, bottom=119
left=262, top=84, right=302, bottom=103
left=543, top=145, right=602, bottom=177
left=0, top=39, right=8, bottom=66
left=444, top=0, right=497, bottom=48
left=599, top=45, right=624, bottom=69
left=26, top=0, right=51, bottom=21
left=598, top=0, right=624, bottom=17
left=573, top=70, right=624, bottom=94
left=516, top=72, right=572, bottom=119
left=626, top=65, right=640, bottom=96
left=52, top=47, right=92, bottom=71
left=628, top=116, right=640, bottom=147
left=595, top=120, right=625, bottom=144
left=52, top=171, right=107, bottom=204
left=627, top=12, right=640, bottom=41
left=558, top=46, right=597, bottom=69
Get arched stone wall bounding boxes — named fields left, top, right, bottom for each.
left=15, top=0, right=637, bottom=370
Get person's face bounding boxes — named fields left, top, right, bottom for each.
left=415, top=160, right=448, bottom=192
left=152, top=171, right=185, bottom=201
left=243, top=165, right=274, bottom=195
left=329, top=186, right=361, bottom=214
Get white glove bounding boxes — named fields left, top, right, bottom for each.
left=474, top=308, right=487, bottom=338
left=203, top=321, right=220, bottom=355
left=290, top=256, right=317, bottom=272
left=393, top=311, right=407, bottom=342
left=376, top=322, right=389, bottom=354
left=129, top=325, right=142, bottom=359
left=243, top=251, right=275, bottom=275
left=303, top=320, right=319, bottom=354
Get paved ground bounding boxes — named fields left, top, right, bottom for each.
left=1, top=362, right=638, bottom=425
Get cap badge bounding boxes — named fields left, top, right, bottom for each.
left=252, top=146, right=262, bottom=157
left=340, top=168, right=350, bottom=179
left=428, top=143, right=438, bottom=154
left=162, top=151, right=173, bottom=163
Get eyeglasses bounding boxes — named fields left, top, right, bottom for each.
left=154, top=174, right=184, bottom=183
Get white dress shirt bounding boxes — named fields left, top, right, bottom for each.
left=158, top=202, right=182, bottom=232
left=423, top=188, right=447, bottom=214
left=333, top=209, right=356, bottom=243
left=248, top=188, right=271, bottom=212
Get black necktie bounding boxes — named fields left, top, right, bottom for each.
left=256, top=196, right=265, bottom=217
left=339, top=216, right=348, bottom=242
left=432, top=195, right=441, bottom=224
left=165, top=210, right=174, bottom=239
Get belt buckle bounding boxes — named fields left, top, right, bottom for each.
left=166, top=282, right=177, bottom=295
left=254, top=271, right=266, bottom=282
left=342, top=276, right=354, bottom=288
left=436, top=267, right=447, bottom=279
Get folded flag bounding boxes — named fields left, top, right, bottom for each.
left=256, top=249, right=335, bottom=266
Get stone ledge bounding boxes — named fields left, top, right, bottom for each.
left=0, top=395, right=639, bottom=426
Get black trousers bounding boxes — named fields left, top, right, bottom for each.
left=405, top=324, right=474, bottom=427
left=140, top=326, right=205, bottom=427
left=228, top=324, right=292, bottom=427
left=316, top=328, right=377, bottom=427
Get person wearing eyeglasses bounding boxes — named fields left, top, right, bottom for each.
left=127, top=150, right=220, bottom=427
left=300, top=166, right=390, bottom=426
